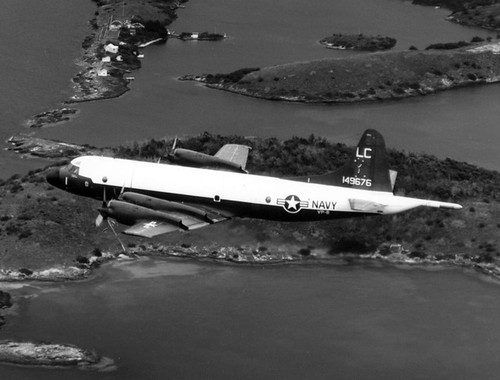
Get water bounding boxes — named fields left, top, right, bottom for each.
left=0, top=0, right=95, bottom=177
left=3, top=258, right=500, bottom=379
left=0, top=0, right=498, bottom=177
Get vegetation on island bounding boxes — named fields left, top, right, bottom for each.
left=413, top=0, right=500, bottom=30
left=186, top=45, right=500, bottom=103
left=319, top=33, right=397, bottom=51
left=68, top=0, right=186, bottom=105
left=178, top=31, right=226, bottom=41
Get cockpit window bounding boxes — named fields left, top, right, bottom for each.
left=67, top=163, right=79, bottom=175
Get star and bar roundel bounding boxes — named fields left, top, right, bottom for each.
left=276, top=195, right=309, bottom=214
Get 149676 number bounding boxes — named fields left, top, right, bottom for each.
left=342, top=176, right=372, bottom=187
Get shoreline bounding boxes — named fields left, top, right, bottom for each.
left=26, top=0, right=186, bottom=128
left=182, top=44, right=500, bottom=104
left=3, top=247, right=499, bottom=370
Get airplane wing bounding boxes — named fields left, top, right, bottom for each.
left=214, top=144, right=251, bottom=171
left=124, top=221, right=183, bottom=238
left=100, top=193, right=231, bottom=238
left=122, top=210, right=228, bottom=238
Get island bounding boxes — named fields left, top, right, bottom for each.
left=0, top=341, right=114, bottom=370
left=319, top=33, right=396, bottom=51
left=175, top=31, right=227, bottom=41
left=180, top=41, right=500, bottom=103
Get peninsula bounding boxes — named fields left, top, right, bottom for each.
left=27, top=0, right=187, bottom=128
left=0, top=341, right=114, bottom=371
left=70, top=0, right=185, bottom=103
left=181, top=42, right=500, bottom=103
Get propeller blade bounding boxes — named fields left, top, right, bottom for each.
left=96, top=213, right=104, bottom=227
left=118, top=184, right=125, bottom=199
left=172, top=136, right=178, bottom=151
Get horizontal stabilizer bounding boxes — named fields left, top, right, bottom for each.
left=349, top=198, right=386, bottom=213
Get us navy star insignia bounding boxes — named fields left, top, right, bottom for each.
left=277, top=195, right=309, bottom=214
left=143, top=221, right=158, bottom=229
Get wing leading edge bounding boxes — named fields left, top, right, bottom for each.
left=99, top=192, right=230, bottom=238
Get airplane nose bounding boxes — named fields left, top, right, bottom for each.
left=46, top=168, right=61, bottom=187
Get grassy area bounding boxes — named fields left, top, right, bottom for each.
left=199, top=46, right=500, bottom=103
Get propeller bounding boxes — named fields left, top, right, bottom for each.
left=95, top=184, right=126, bottom=227
left=166, top=136, right=178, bottom=162
left=96, top=187, right=108, bottom=227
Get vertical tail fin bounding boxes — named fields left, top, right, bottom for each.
left=303, top=129, right=394, bottom=192
left=343, top=129, right=393, bottom=192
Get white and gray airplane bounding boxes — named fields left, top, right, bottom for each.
left=46, top=129, right=462, bottom=238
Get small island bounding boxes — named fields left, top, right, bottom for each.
left=319, top=33, right=396, bottom=51
left=174, top=31, right=227, bottom=41
left=0, top=341, right=114, bottom=370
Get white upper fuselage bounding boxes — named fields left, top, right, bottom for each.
left=68, top=156, right=460, bottom=220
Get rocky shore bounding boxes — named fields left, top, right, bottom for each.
left=0, top=341, right=115, bottom=370
left=6, top=135, right=108, bottom=160
left=181, top=42, right=500, bottom=103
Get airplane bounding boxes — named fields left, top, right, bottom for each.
left=46, top=129, right=462, bottom=238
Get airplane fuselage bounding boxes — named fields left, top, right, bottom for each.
left=47, top=155, right=459, bottom=222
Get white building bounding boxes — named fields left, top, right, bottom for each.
left=104, top=43, right=119, bottom=54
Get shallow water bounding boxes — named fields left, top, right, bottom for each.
left=3, top=258, right=500, bottom=379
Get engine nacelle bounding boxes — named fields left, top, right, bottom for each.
left=99, top=200, right=187, bottom=229
left=121, top=192, right=214, bottom=222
